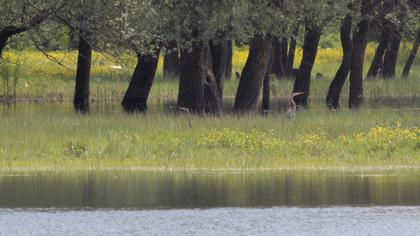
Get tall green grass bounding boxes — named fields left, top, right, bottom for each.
left=0, top=108, right=418, bottom=171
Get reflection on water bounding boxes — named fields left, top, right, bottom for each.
left=1, top=170, right=420, bottom=209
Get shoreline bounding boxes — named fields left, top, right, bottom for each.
left=3, top=164, right=420, bottom=174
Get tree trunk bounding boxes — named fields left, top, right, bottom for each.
left=271, top=37, right=285, bottom=78
left=163, top=40, right=180, bottom=78
left=262, top=75, right=270, bottom=113
left=0, top=32, right=9, bottom=57
left=204, top=69, right=222, bottom=114
left=349, top=2, right=370, bottom=109
left=286, top=27, right=299, bottom=77
left=177, top=42, right=221, bottom=114
left=326, top=16, right=353, bottom=110
left=233, top=36, right=273, bottom=114
left=402, top=30, right=420, bottom=78
left=382, top=30, right=401, bottom=78
left=177, top=42, right=206, bottom=113
left=74, top=36, right=92, bottom=113
left=262, top=51, right=274, bottom=113
left=122, top=51, right=160, bottom=112
left=209, top=40, right=227, bottom=101
left=366, top=27, right=389, bottom=79
left=292, top=26, right=322, bottom=108
left=226, top=40, right=233, bottom=80
left=281, top=37, right=288, bottom=75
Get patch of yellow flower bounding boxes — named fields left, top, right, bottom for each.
left=199, top=128, right=285, bottom=152
left=340, top=124, right=419, bottom=153
left=2, top=50, right=136, bottom=79
left=199, top=125, right=419, bottom=157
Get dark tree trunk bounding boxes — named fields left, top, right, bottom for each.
left=177, top=42, right=206, bottom=114
left=233, top=36, right=273, bottom=114
left=281, top=37, right=288, bottom=74
left=122, top=51, right=160, bottom=112
left=204, top=69, right=222, bottom=114
left=382, top=30, right=401, bottom=78
left=366, top=27, right=389, bottom=79
left=262, top=75, right=270, bottom=113
left=402, top=30, right=420, bottom=78
left=271, top=37, right=288, bottom=79
left=349, top=2, right=370, bottom=109
left=286, top=27, right=299, bottom=77
left=74, top=36, right=92, bottom=113
left=163, top=41, right=180, bottom=78
left=292, top=26, right=322, bottom=108
left=209, top=40, right=227, bottom=101
left=262, top=51, right=274, bottom=113
left=225, top=40, right=233, bottom=80
left=0, top=32, right=9, bottom=57
left=326, top=16, right=353, bottom=110
left=178, top=42, right=221, bottom=114
left=271, top=37, right=286, bottom=78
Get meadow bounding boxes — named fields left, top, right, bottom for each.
left=0, top=43, right=419, bottom=172
left=0, top=106, right=419, bottom=171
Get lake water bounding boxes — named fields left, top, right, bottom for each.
left=1, top=170, right=420, bottom=235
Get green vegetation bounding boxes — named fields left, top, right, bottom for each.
left=0, top=108, right=418, bottom=171
left=1, top=44, right=419, bottom=103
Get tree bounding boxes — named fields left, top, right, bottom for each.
left=0, top=0, right=64, bottom=56
left=233, top=36, right=273, bottom=113
left=233, top=0, right=289, bottom=113
left=366, top=23, right=390, bottom=79
left=162, top=0, right=233, bottom=114
left=107, top=0, right=163, bottom=112
left=292, top=0, right=348, bottom=108
left=55, top=0, right=110, bottom=113
left=292, top=25, right=322, bottom=107
left=325, top=15, right=353, bottom=109
left=285, top=26, right=299, bottom=78
left=402, top=29, right=420, bottom=78
left=163, top=40, right=180, bottom=78
left=349, top=0, right=371, bottom=109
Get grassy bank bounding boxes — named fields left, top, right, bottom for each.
left=0, top=108, right=419, bottom=171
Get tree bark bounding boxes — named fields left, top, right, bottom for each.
left=163, top=40, right=180, bottom=78
left=326, top=16, right=353, bottom=110
left=204, top=69, right=222, bottom=114
left=74, top=36, right=92, bottom=113
left=177, top=42, right=221, bottom=114
left=281, top=37, right=288, bottom=75
left=0, top=32, right=9, bottom=57
left=262, top=51, right=274, bottom=113
left=382, top=29, right=401, bottom=78
left=262, top=75, right=270, bottom=113
left=271, top=37, right=285, bottom=78
left=177, top=42, right=206, bottom=114
left=122, top=51, right=160, bottom=112
left=209, top=40, right=227, bottom=101
left=292, top=26, right=322, bottom=108
left=366, top=26, right=389, bottom=79
left=225, top=40, right=233, bottom=80
left=286, top=27, right=299, bottom=78
left=349, top=2, right=370, bottom=109
left=233, top=36, right=273, bottom=114
left=402, top=30, right=420, bottom=78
